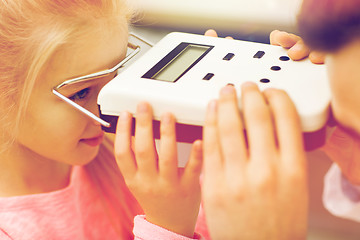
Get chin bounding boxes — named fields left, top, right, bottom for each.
left=72, top=146, right=100, bottom=166
left=331, top=108, right=360, bottom=140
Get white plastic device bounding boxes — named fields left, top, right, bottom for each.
left=98, top=32, right=331, bottom=134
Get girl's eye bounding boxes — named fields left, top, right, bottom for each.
left=69, top=88, right=90, bottom=101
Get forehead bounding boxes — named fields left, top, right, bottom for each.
left=43, top=27, right=128, bottom=89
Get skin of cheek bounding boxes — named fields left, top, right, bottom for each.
left=326, top=42, right=360, bottom=136
left=16, top=93, right=99, bottom=166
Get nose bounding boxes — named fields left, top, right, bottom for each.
left=87, top=102, right=110, bottom=127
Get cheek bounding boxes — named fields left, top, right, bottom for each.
left=40, top=104, right=85, bottom=138
left=327, top=59, right=360, bottom=132
left=328, top=69, right=348, bottom=108
left=18, top=103, right=87, bottom=159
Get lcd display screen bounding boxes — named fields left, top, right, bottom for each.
left=142, top=42, right=213, bottom=82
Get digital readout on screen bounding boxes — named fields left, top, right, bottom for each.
left=142, top=42, right=214, bottom=82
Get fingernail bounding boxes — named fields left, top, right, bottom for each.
left=208, top=99, right=218, bottom=111
left=161, top=112, right=172, bottom=124
left=119, top=111, right=130, bottom=121
left=221, top=85, right=235, bottom=95
left=137, top=102, right=148, bottom=113
left=290, top=41, right=304, bottom=52
left=241, top=81, right=256, bottom=88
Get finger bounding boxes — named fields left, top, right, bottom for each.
left=203, top=100, right=223, bottom=176
left=217, top=85, right=248, bottom=168
left=263, top=89, right=305, bottom=168
left=287, top=40, right=311, bottom=61
left=309, top=51, right=326, bottom=64
left=204, top=29, right=218, bottom=37
left=241, top=82, right=277, bottom=161
left=225, top=36, right=234, bottom=40
left=270, top=30, right=311, bottom=61
left=182, top=140, right=203, bottom=187
left=270, top=30, right=282, bottom=46
left=159, top=112, right=178, bottom=181
left=270, top=30, right=301, bottom=48
left=114, top=111, right=137, bottom=179
left=134, top=102, right=157, bottom=176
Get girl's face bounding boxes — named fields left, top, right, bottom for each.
left=15, top=25, right=128, bottom=166
left=327, top=39, right=360, bottom=137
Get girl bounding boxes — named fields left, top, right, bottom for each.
left=0, top=1, right=207, bottom=239
left=201, top=0, right=360, bottom=238
left=297, top=0, right=360, bottom=223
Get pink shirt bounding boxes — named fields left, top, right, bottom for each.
left=0, top=162, right=208, bottom=240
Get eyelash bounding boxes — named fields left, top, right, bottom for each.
left=69, top=88, right=91, bottom=101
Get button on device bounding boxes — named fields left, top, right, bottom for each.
left=271, top=66, right=281, bottom=71
left=223, top=53, right=235, bottom=61
left=279, top=56, right=290, bottom=61
left=253, top=51, right=265, bottom=59
left=203, top=73, right=214, bottom=80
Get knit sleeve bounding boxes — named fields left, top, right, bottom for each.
left=133, top=215, right=204, bottom=240
left=323, top=163, right=360, bottom=222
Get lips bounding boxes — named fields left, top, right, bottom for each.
left=80, top=132, right=104, bottom=147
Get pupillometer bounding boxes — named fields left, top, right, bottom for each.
left=98, top=32, right=331, bottom=142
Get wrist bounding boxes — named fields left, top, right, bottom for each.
left=145, top=215, right=196, bottom=238
left=134, top=215, right=201, bottom=240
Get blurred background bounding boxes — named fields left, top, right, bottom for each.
left=127, top=0, right=360, bottom=239
left=128, top=0, right=302, bottom=43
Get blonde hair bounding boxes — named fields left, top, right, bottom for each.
left=0, top=0, right=142, bottom=236
left=0, top=0, right=132, bottom=150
